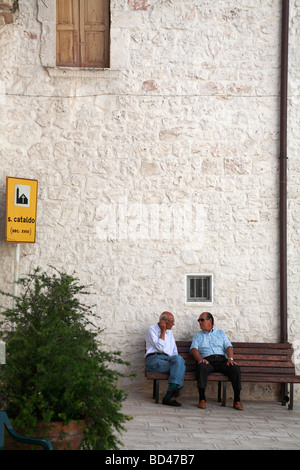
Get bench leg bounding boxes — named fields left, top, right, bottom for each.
left=217, top=381, right=226, bottom=406
left=153, top=379, right=160, bottom=403
left=288, top=383, right=294, bottom=410
left=281, top=383, right=288, bottom=406
left=222, top=382, right=226, bottom=407
left=217, top=381, right=222, bottom=402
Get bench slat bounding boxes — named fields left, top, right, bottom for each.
left=177, top=346, right=293, bottom=355
left=181, top=353, right=293, bottom=363
left=176, top=341, right=293, bottom=348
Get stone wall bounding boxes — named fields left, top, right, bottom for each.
left=0, top=0, right=299, bottom=401
left=0, top=1, right=18, bottom=27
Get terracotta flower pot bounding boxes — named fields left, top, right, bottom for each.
left=4, top=420, right=86, bottom=450
left=37, top=420, right=86, bottom=450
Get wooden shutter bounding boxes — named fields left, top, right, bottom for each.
left=56, top=0, right=110, bottom=68
left=80, top=0, right=110, bottom=68
left=56, top=0, right=79, bottom=67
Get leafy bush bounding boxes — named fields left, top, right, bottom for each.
left=0, top=268, right=132, bottom=449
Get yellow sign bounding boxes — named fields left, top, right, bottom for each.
left=5, top=177, right=38, bottom=243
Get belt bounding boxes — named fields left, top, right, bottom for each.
left=204, top=355, right=226, bottom=361
left=146, top=352, right=169, bottom=358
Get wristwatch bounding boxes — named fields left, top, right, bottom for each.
left=228, top=357, right=234, bottom=361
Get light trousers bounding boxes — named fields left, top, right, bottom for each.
left=145, top=354, right=186, bottom=390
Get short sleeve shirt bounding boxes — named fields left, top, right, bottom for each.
left=190, top=328, right=232, bottom=358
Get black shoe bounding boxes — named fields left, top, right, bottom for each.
left=170, top=386, right=186, bottom=398
left=162, top=397, right=182, bottom=407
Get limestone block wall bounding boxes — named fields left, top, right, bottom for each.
left=0, top=0, right=299, bottom=400
left=0, top=1, right=18, bottom=28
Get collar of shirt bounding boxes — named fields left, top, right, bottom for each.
left=202, top=327, right=214, bottom=334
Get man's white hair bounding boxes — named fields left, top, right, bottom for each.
left=159, top=312, right=172, bottom=321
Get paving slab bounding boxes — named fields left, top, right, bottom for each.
left=120, top=392, right=300, bottom=451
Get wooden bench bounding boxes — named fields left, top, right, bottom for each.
left=145, top=341, right=300, bottom=410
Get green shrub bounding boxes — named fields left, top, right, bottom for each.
left=0, top=267, right=132, bottom=449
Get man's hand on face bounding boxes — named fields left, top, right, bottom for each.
left=158, top=319, right=167, bottom=332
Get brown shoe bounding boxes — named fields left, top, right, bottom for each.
left=233, top=401, right=243, bottom=410
left=198, top=400, right=206, bottom=409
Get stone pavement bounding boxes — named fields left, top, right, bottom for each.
left=120, top=391, right=300, bottom=451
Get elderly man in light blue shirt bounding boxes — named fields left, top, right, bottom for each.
left=190, top=312, right=243, bottom=410
left=145, top=311, right=186, bottom=406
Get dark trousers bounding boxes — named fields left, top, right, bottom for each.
left=196, top=355, right=241, bottom=401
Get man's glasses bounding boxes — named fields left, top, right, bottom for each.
left=197, top=317, right=210, bottom=322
